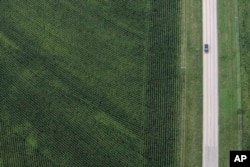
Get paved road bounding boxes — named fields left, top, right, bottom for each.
left=202, top=0, right=219, bottom=166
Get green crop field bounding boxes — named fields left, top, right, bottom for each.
left=0, top=0, right=183, bottom=166
left=145, top=0, right=181, bottom=166
left=239, top=0, right=250, bottom=150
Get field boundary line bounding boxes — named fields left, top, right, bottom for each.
left=180, top=0, right=187, bottom=166
left=234, top=0, right=243, bottom=150
left=142, top=1, right=150, bottom=166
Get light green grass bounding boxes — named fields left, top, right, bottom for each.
left=218, top=0, right=241, bottom=166
left=181, top=0, right=203, bottom=166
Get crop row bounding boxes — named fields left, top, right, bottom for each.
left=145, top=0, right=182, bottom=166
left=238, top=0, right=250, bottom=150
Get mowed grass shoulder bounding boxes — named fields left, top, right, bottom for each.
left=0, top=0, right=148, bottom=166
left=180, top=0, right=202, bottom=166
left=218, top=0, right=241, bottom=166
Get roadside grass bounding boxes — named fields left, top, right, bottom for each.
left=218, top=0, right=240, bottom=166
left=180, top=0, right=203, bottom=166
left=238, top=0, right=250, bottom=150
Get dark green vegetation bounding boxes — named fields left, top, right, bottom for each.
left=239, top=0, right=250, bottom=150
left=0, top=0, right=182, bottom=166
left=145, top=0, right=181, bottom=166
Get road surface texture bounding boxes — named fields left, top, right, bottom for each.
left=202, top=0, right=219, bottom=166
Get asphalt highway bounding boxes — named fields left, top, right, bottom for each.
left=202, top=0, right=219, bottom=166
